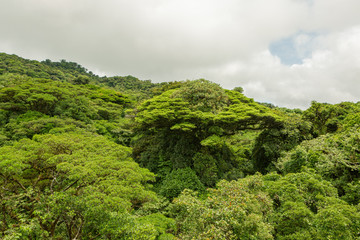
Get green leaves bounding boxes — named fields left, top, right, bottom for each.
left=158, top=168, right=205, bottom=200
left=170, top=122, right=196, bottom=132
left=133, top=80, right=284, bottom=189
left=168, top=175, right=274, bottom=240
left=0, top=75, right=132, bottom=146
left=277, top=130, right=360, bottom=201
left=0, top=75, right=128, bottom=119
left=303, top=101, right=338, bottom=133
left=135, top=80, right=282, bottom=135
left=303, top=101, right=360, bottom=135
left=3, top=52, right=360, bottom=239
left=0, top=132, right=157, bottom=238
left=171, top=79, right=228, bottom=113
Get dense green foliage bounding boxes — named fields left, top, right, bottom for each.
left=132, top=79, right=283, bottom=189
left=0, top=132, right=159, bottom=239
left=1, top=52, right=360, bottom=239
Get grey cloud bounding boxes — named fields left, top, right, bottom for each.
left=216, top=27, right=360, bottom=109
left=0, top=0, right=359, bottom=108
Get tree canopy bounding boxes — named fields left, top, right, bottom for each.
left=1, top=52, right=360, bottom=239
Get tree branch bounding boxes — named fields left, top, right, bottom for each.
left=63, top=179, right=79, bottom=192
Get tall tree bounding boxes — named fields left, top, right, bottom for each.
left=0, top=132, right=157, bottom=239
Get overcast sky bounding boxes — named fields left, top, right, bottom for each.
left=1, top=0, right=360, bottom=109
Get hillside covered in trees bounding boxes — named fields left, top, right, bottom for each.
left=1, top=52, right=360, bottom=239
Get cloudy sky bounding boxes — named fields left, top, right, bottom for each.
left=1, top=0, right=360, bottom=108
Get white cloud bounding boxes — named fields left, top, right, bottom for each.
left=0, top=0, right=359, bottom=108
left=215, top=26, right=360, bottom=109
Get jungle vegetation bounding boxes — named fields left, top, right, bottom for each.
left=1, top=52, right=360, bottom=239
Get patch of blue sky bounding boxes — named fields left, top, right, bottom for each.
left=269, top=31, right=319, bottom=66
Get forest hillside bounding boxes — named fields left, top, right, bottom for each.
left=1, top=52, right=360, bottom=239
